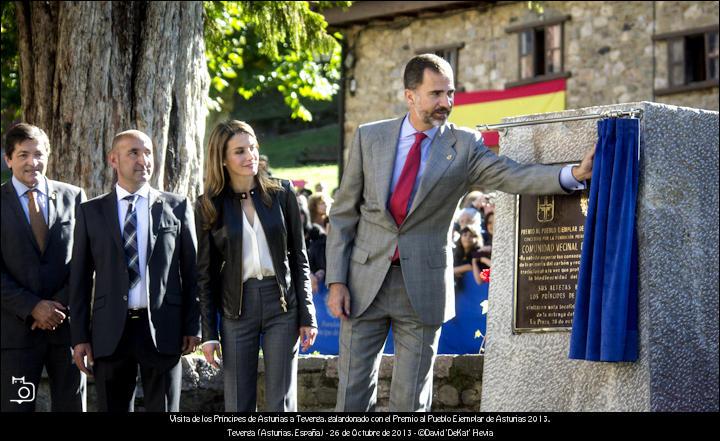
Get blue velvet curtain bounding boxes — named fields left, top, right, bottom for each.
left=569, top=118, right=640, bottom=362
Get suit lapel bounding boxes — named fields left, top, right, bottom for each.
left=405, top=124, right=457, bottom=220
left=2, top=182, right=42, bottom=254
left=147, top=189, right=163, bottom=262
left=373, top=118, right=404, bottom=227
left=102, top=190, right=125, bottom=254
left=46, top=180, right=58, bottom=229
left=44, top=180, right=58, bottom=251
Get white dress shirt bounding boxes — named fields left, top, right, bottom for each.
left=241, top=209, right=276, bottom=282
left=559, top=165, right=587, bottom=190
left=116, top=183, right=150, bottom=309
left=12, top=175, right=49, bottom=224
left=202, top=205, right=276, bottom=349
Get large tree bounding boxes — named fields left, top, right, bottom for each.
left=16, top=2, right=207, bottom=198
left=13, top=1, right=344, bottom=198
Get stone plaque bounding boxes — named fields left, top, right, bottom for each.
left=513, top=184, right=590, bottom=333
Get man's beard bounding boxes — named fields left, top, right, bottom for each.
left=423, top=108, right=451, bottom=127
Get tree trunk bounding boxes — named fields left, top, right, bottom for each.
left=15, top=1, right=208, bottom=199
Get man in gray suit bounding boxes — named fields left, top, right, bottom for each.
left=70, top=130, right=200, bottom=411
left=1, top=123, right=86, bottom=412
left=326, top=54, right=594, bottom=411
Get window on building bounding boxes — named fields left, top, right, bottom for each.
left=655, top=25, right=719, bottom=95
left=436, top=46, right=460, bottom=78
left=708, top=31, right=719, bottom=81
left=506, top=15, right=571, bottom=88
left=668, top=31, right=719, bottom=86
left=519, top=24, right=563, bottom=79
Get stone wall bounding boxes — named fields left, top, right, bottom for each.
left=340, top=1, right=719, bottom=160
left=36, top=354, right=484, bottom=412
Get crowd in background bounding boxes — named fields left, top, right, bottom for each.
left=451, top=191, right=496, bottom=290
left=294, top=181, right=335, bottom=295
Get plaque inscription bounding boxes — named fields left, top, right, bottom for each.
left=513, top=187, right=589, bottom=333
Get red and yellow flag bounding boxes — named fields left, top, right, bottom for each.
left=449, top=79, right=566, bottom=147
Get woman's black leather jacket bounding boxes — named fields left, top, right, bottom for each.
left=196, top=179, right=317, bottom=341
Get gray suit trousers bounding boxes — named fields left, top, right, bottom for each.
left=221, top=278, right=300, bottom=412
left=336, top=266, right=441, bottom=411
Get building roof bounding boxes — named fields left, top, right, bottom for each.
left=321, top=1, right=491, bottom=27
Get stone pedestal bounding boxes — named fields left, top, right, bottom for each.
left=480, top=102, right=719, bottom=411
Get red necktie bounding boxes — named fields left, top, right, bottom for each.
left=389, top=131, right=427, bottom=262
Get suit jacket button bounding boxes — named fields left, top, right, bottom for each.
left=123, top=295, right=128, bottom=301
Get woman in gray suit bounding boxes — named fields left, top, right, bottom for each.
left=196, top=120, right=317, bottom=411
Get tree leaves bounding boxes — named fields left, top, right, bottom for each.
left=204, top=1, right=349, bottom=120
left=1, top=2, right=21, bottom=134
left=1, top=1, right=348, bottom=128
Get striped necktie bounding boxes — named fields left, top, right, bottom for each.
left=123, top=195, right=141, bottom=289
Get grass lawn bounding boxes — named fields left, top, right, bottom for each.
left=271, top=163, right=340, bottom=193
left=258, top=123, right=341, bottom=192
left=260, top=124, right=339, bottom=168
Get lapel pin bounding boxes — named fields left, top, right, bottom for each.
left=50, top=191, right=57, bottom=201
left=446, top=155, right=453, bottom=160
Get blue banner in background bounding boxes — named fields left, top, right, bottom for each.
left=439, top=272, right=489, bottom=354
left=311, top=271, right=488, bottom=355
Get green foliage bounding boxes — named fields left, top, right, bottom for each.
left=1, top=2, right=350, bottom=132
left=526, top=1, right=545, bottom=15
left=1, top=2, right=21, bottom=134
left=204, top=1, right=350, bottom=121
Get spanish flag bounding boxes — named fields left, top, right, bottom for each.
left=449, top=79, right=566, bottom=148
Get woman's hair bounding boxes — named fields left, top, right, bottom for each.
left=198, top=120, right=281, bottom=230
left=453, top=226, right=482, bottom=266
left=307, top=193, right=331, bottom=224
left=453, top=225, right=482, bottom=263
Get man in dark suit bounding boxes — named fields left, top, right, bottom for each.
left=70, top=129, right=200, bottom=412
left=1, top=123, right=87, bottom=412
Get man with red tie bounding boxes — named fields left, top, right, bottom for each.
left=326, top=54, right=595, bottom=411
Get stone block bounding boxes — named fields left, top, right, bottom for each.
left=480, top=102, right=719, bottom=412
left=434, top=355, right=453, bottom=378
left=436, top=385, right=459, bottom=407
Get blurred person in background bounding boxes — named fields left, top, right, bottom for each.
left=258, top=154, right=273, bottom=176
left=308, top=193, right=332, bottom=226
left=452, top=225, right=483, bottom=290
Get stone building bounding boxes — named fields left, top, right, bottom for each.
left=322, top=1, right=719, bottom=160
